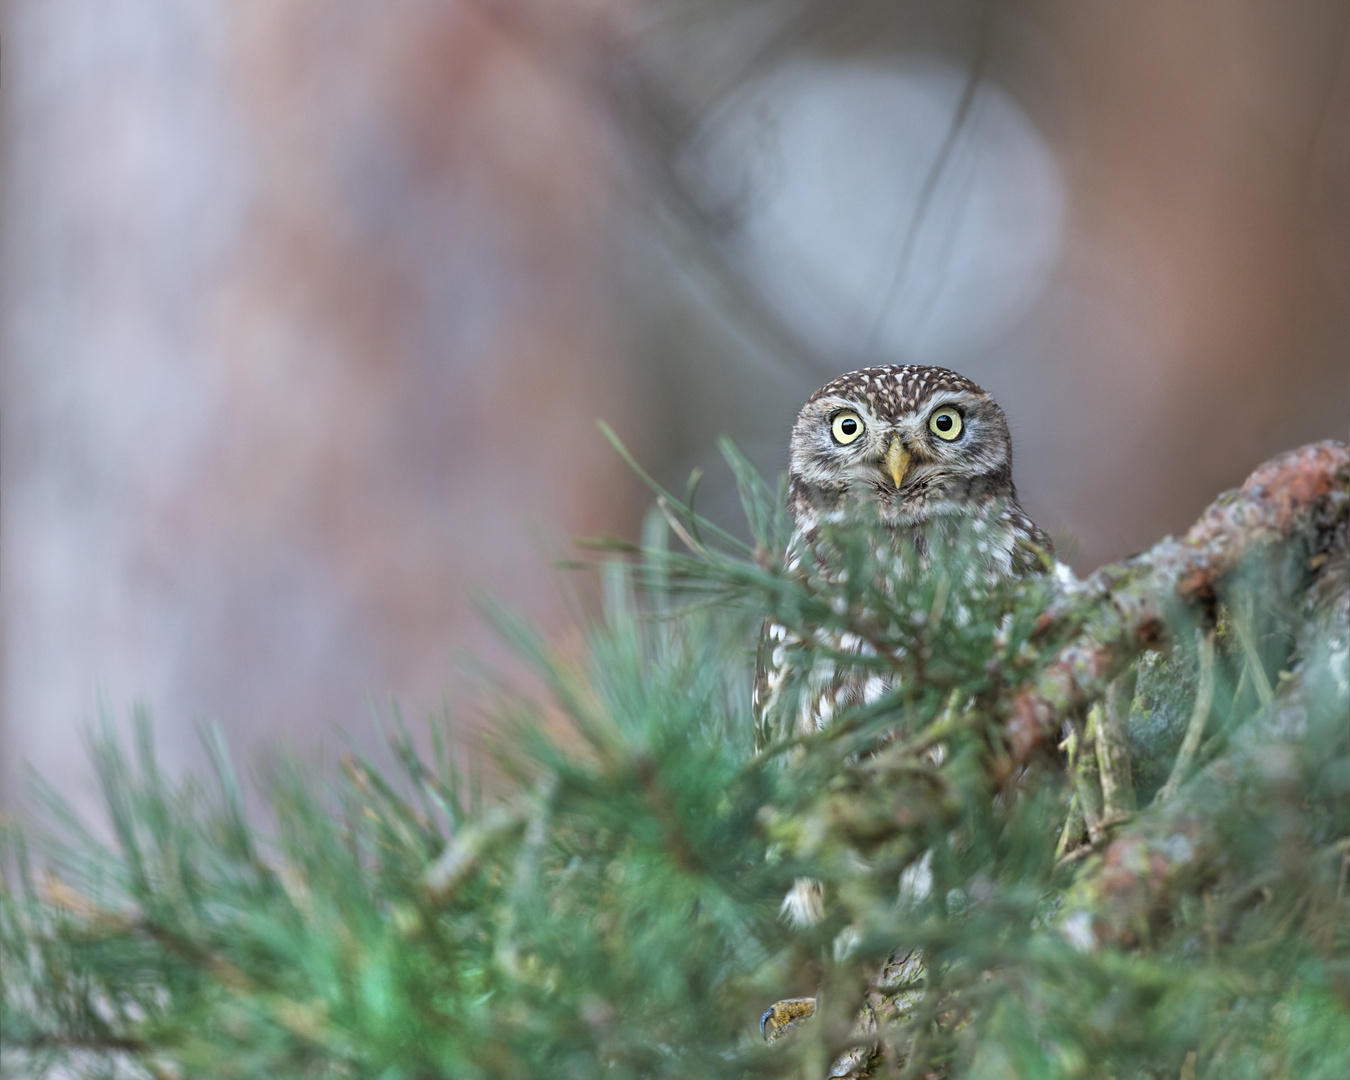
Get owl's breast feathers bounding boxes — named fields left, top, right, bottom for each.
left=752, top=496, right=1051, bottom=750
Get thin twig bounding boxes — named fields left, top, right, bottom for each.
left=1156, top=630, right=1216, bottom=804
left=1074, top=712, right=1105, bottom=845
left=1056, top=842, right=1099, bottom=869
left=656, top=495, right=708, bottom=556
left=1096, top=671, right=1137, bottom=821
left=863, top=0, right=997, bottom=353
left=1233, top=602, right=1274, bottom=707
left=1054, top=792, right=1085, bottom=861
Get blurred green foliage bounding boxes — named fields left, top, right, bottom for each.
left=3, top=443, right=1347, bottom=1079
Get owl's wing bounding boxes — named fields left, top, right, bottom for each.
left=755, top=617, right=891, bottom=752
left=752, top=616, right=792, bottom=754
left=1007, top=507, right=1056, bottom=577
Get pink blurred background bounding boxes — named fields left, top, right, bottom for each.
left=3, top=0, right=1347, bottom=814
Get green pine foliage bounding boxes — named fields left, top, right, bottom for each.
left=3, top=441, right=1347, bottom=1079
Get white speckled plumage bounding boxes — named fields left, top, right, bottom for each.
left=754, top=366, right=1053, bottom=927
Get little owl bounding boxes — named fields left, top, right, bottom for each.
left=752, top=364, right=1052, bottom=925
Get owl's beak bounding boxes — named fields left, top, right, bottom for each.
left=885, top=436, right=911, bottom=489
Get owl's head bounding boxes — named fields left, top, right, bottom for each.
left=788, top=364, right=1016, bottom=527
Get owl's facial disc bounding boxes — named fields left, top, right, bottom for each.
left=788, top=368, right=1020, bottom=530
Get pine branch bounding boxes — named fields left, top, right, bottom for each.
left=3, top=439, right=1346, bottom=1079
left=1007, top=440, right=1349, bottom=760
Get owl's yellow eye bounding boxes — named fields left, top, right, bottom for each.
left=830, top=410, right=865, bottom=445
left=929, top=408, right=963, bottom=441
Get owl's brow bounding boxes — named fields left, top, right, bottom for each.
left=923, top=389, right=986, bottom=411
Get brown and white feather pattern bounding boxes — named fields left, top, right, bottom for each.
left=752, top=365, right=1052, bottom=924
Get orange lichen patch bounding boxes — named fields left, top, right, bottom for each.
left=1174, top=441, right=1350, bottom=600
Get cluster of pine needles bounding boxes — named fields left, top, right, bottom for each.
left=2, top=439, right=1348, bottom=1079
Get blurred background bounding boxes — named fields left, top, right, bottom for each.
left=3, top=0, right=1348, bottom=815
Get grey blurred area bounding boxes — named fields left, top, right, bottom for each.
left=3, top=0, right=1348, bottom=813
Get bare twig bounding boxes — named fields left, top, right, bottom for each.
left=1054, top=792, right=1085, bottom=860
left=1233, top=601, right=1275, bottom=707
left=1096, top=671, right=1137, bottom=822
left=1155, top=630, right=1217, bottom=805
left=657, top=494, right=709, bottom=556
left=1074, top=713, right=1105, bottom=845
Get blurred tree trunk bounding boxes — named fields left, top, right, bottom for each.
left=0, top=0, right=634, bottom=815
